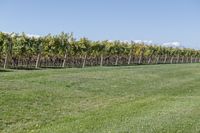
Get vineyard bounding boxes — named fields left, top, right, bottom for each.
left=0, top=32, right=200, bottom=69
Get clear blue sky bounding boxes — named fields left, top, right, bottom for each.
left=1, top=0, right=200, bottom=49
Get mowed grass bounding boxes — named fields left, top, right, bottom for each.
left=1, top=64, right=200, bottom=133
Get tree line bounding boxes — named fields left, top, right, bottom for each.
left=0, top=32, right=200, bottom=69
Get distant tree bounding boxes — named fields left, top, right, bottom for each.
left=78, top=38, right=91, bottom=68
left=34, top=37, right=43, bottom=68
left=2, top=33, right=14, bottom=69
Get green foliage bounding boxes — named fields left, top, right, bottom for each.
left=0, top=32, right=200, bottom=68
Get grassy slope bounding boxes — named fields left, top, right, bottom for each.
left=1, top=64, right=200, bottom=133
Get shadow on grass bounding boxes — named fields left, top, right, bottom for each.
left=0, top=69, right=13, bottom=72
left=10, top=67, right=41, bottom=70
left=10, top=66, right=66, bottom=70
left=40, top=66, right=64, bottom=69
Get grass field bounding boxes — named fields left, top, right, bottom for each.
left=1, top=64, right=200, bottom=133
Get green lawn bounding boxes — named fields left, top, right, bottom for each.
left=1, top=64, right=200, bottom=133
